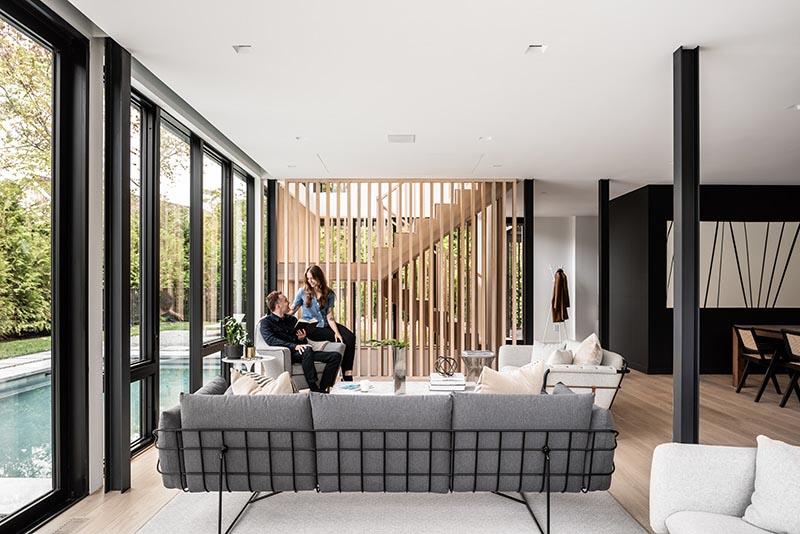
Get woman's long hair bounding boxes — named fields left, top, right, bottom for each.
left=303, top=265, right=331, bottom=310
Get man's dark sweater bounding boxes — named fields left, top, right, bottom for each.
left=259, top=312, right=341, bottom=390
left=260, top=312, right=306, bottom=358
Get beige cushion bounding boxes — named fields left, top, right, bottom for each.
left=743, top=435, right=800, bottom=534
left=546, top=348, right=573, bottom=365
left=476, top=360, right=545, bottom=394
left=572, top=333, right=603, bottom=366
left=531, top=341, right=566, bottom=363
left=230, top=369, right=296, bottom=395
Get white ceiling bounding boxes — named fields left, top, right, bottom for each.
left=71, top=0, right=800, bottom=215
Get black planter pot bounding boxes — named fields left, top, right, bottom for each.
left=223, top=344, right=243, bottom=360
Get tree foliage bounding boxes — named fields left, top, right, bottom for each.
left=0, top=21, right=53, bottom=339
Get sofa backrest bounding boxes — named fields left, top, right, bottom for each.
left=450, top=392, right=614, bottom=492
left=179, top=392, right=317, bottom=492
left=310, top=393, right=453, bottom=493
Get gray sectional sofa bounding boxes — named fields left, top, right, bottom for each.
left=157, top=377, right=617, bottom=534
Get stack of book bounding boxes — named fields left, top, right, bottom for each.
left=429, top=372, right=466, bottom=391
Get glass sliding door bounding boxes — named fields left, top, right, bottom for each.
left=0, top=16, right=55, bottom=517
left=158, top=122, right=191, bottom=413
left=0, top=4, right=88, bottom=529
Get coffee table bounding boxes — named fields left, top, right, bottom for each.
left=331, top=378, right=476, bottom=395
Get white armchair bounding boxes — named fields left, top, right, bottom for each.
left=650, top=443, right=759, bottom=534
left=255, top=315, right=345, bottom=389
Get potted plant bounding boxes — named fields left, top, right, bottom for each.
left=243, top=338, right=255, bottom=360
left=223, top=316, right=245, bottom=359
left=365, top=339, right=409, bottom=395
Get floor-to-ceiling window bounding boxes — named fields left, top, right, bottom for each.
left=0, top=16, right=55, bottom=517
left=233, top=171, right=248, bottom=318
left=130, top=102, right=143, bottom=443
left=158, top=121, right=191, bottom=413
left=201, top=153, right=223, bottom=380
left=0, top=2, right=88, bottom=530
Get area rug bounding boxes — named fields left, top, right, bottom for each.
left=138, top=490, right=646, bottom=534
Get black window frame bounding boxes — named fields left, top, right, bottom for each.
left=0, top=1, right=89, bottom=531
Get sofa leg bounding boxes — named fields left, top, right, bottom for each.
left=215, top=444, right=281, bottom=534
left=492, top=449, right=551, bottom=534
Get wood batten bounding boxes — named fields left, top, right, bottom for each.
left=274, top=179, right=523, bottom=377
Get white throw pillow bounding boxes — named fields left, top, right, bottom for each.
left=231, top=369, right=296, bottom=395
left=476, top=360, right=545, bottom=394
left=743, top=435, right=800, bottom=534
left=546, top=348, right=574, bottom=365
left=532, top=341, right=567, bottom=363
left=572, top=334, right=603, bottom=366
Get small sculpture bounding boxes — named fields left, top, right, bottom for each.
left=434, top=356, right=458, bottom=377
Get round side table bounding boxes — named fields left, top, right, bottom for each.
left=221, top=355, right=275, bottom=383
left=461, top=351, right=496, bottom=383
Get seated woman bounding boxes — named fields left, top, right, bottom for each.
left=291, top=265, right=356, bottom=382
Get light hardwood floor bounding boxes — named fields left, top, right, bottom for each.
left=35, top=371, right=800, bottom=534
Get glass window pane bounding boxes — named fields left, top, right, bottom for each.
left=233, top=173, right=247, bottom=318
left=203, top=351, right=221, bottom=386
left=0, top=16, right=54, bottom=513
left=130, top=380, right=142, bottom=443
left=158, top=123, right=190, bottom=413
left=202, top=155, right=222, bottom=343
left=130, top=105, right=142, bottom=362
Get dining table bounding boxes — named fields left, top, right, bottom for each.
left=732, top=325, right=800, bottom=386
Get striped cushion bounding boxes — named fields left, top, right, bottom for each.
left=230, top=368, right=273, bottom=394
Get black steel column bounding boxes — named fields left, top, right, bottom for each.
left=246, top=174, right=256, bottom=337
left=673, top=46, right=700, bottom=444
left=522, top=180, right=535, bottom=344
left=189, top=134, right=204, bottom=392
left=266, top=179, right=278, bottom=292
left=103, top=38, right=132, bottom=491
left=598, top=179, right=610, bottom=347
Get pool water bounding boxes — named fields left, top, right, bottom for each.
left=1, top=360, right=221, bottom=501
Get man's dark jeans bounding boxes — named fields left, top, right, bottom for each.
left=293, top=349, right=341, bottom=389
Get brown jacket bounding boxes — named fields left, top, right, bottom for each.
left=551, top=269, right=570, bottom=323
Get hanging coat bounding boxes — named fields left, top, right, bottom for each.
left=551, top=269, right=570, bottom=323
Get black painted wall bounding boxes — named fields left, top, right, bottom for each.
left=610, top=184, right=800, bottom=374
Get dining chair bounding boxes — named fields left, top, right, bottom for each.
left=779, top=329, right=800, bottom=408
left=733, top=325, right=782, bottom=402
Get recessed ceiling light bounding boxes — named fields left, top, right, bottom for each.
left=295, top=136, right=307, bottom=141
left=492, top=164, right=503, bottom=168
left=525, top=44, right=548, bottom=54
left=232, top=44, right=253, bottom=54
left=287, top=164, right=297, bottom=168
left=387, top=134, right=416, bottom=144
left=478, top=136, right=493, bottom=142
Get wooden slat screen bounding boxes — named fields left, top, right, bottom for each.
left=274, top=179, right=523, bottom=377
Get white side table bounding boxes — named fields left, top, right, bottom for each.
left=221, top=356, right=275, bottom=382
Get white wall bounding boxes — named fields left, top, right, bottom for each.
left=533, top=217, right=576, bottom=342
left=533, top=216, right=599, bottom=343
left=575, top=216, right=599, bottom=339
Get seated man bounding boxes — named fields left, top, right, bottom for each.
left=261, top=290, right=341, bottom=392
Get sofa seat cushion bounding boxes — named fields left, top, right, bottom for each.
left=179, top=393, right=316, bottom=492
left=451, top=392, right=595, bottom=493
left=310, top=393, right=453, bottom=493
left=665, top=512, right=773, bottom=534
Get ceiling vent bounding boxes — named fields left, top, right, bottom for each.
left=232, top=44, right=253, bottom=54
left=525, top=44, right=548, bottom=54
left=387, top=134, right=416, bottom=144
